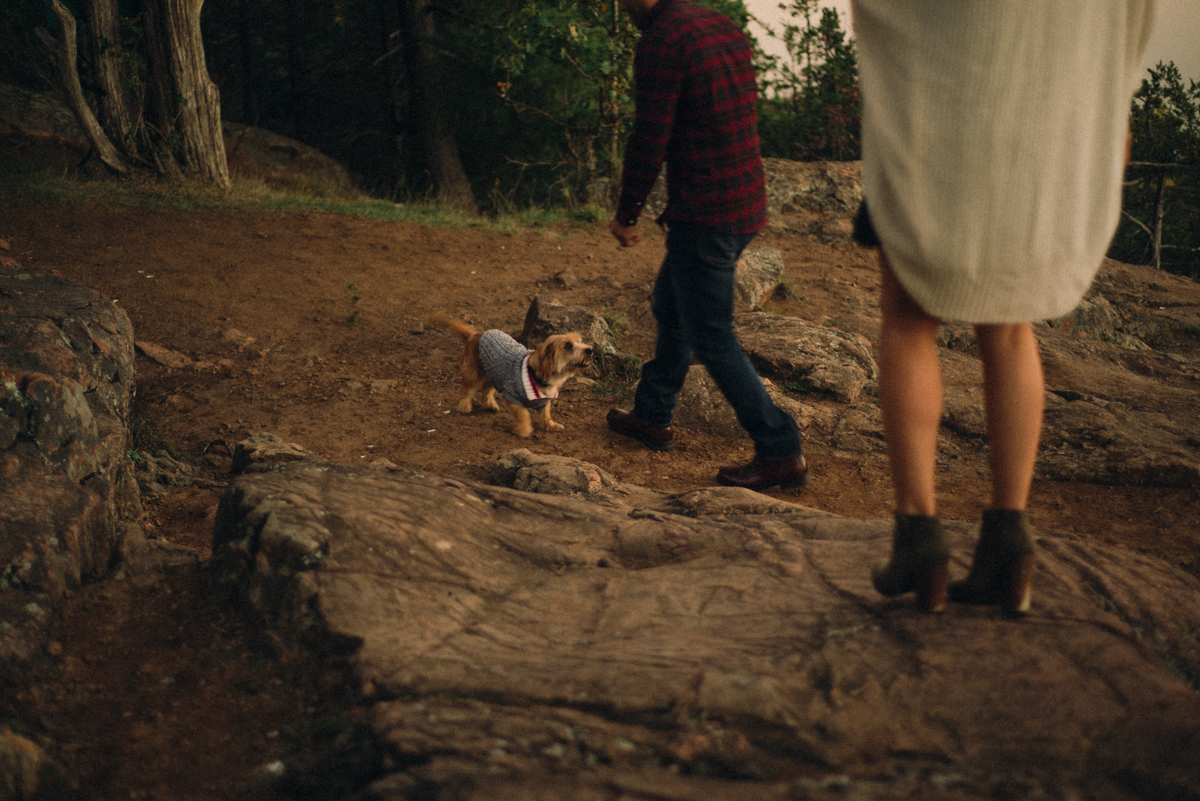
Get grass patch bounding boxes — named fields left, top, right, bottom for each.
left=773, top=276, right=799, bottom=300
left=345, top=283, right=363, bottom=327
left=0, top=161, right=609, bottom=235
left=127, top=413, right=179, bottom=460
left=601, top=310, right=631, bottom=335
left=589, top=350, right=642, bottom=394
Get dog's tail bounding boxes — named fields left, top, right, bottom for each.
left=426, top=312, right=479, bottom=342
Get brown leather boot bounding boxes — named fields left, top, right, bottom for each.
left=949, top=509, right=1036, bottom=616
left=715, top=456, right=811, bottom=492
left=606, top=408, right=675, bottom=451
left=871, top=514, right=951, bottom=612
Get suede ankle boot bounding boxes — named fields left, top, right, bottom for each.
left=948, top=509, right=1036, bottom=616
left=872, top=514, right=951, bottom=612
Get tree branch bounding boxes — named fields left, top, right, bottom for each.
left=1120, top=208, right=1153, bottom=238
left=1127, top=160, right=1196, bottom=169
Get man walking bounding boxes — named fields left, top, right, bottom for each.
left=606, top=0, right=809, bottom=492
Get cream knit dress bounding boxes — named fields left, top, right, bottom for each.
left=851, top=1, right=1156, bottom=323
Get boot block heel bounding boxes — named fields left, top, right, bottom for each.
left=916, top=559, right=950, bottom=613
left=1002, top=553, right=1036, bottom=617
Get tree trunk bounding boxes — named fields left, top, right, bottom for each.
left=141, top=0, right=229, bottom=187
left=38, top=0, right=129, bottom=174
left=397, top=0, right=477, bottom=213
left=1151, top=172, right=1167, bottom=270
left=86, top=0, right=138, bottom=157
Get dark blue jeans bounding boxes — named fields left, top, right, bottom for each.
left=633, top=222, right=802, bottom=462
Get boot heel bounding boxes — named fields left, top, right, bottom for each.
left=1002, top=553, right=1036, bottom=616
left=916, top=559, right=950, bottom=613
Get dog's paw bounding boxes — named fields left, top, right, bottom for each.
left=547, top=421, right=565, bottom=432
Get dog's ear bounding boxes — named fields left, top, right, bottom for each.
left=527, top=338, right=554, bottom=382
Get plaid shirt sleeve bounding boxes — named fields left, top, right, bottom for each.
left=616, top=0, right=767, bottom=235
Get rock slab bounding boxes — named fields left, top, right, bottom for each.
left=212, top=453, right=1200, bottom=800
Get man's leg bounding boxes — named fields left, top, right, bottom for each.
left=877, top=253, right=942, bottom=516
left=629, top=226, right=696, bottom=429
left=676, top=225, right=801, bottom=463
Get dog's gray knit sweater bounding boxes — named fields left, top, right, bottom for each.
left=478, top=330, right=550, bottom=409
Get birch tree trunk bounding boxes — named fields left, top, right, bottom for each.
left=1151, top=173, right=1167, bottom=270
left=141, top=0, right=229, bottom=187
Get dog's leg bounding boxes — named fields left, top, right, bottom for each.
left=482, top=387, right=501, bottom=412
left=536, top=402, right=564, bottom=432
left=457, top=377, right=485, bottom=414
left=511, top=406, right=534, bottom=438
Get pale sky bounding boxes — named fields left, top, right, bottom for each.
left=745, top=0, right=1200, bottom=85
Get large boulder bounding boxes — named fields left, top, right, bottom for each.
left=211, top=446, right=1200, bottom=801
left=735, top=311, right=878, bottom=404
left=222, top=121, right=356, bottom=198
left=0, top=267, right=148, bottom=680
left=762, top=159, right=863, bottom=243
left=634, top=160, right=864, bottom=244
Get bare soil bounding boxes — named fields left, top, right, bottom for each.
left=2, top=200, right=1197, bottom=800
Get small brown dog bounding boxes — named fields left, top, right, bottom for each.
left=427, top=313, right=594, bottom=438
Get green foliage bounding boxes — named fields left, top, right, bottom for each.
left=434, top=0, right=760, bottom=209
left=345, top=283, right=362, bottom=327
left=756, top=1, right=860, bottom=161
left=784, top=374, right=814, bottom=395
left=436, top=0, right=639, bottom=209
left=1110, top=61, right=1200, bottom=278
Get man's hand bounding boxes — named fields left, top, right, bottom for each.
left=609, top=218, right=640, bottom=247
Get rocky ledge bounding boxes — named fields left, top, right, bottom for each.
left=210, top=443, right=1200, bottom=800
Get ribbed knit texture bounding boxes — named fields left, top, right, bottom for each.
left=852, top=0, right=1156, bottom=322
left=477, top=330, right=546, bottom=409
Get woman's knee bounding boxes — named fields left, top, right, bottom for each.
left=973, top=322, right=1036, bottom=360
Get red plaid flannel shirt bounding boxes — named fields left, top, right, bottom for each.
left=616, top=0, right=767, bottom=235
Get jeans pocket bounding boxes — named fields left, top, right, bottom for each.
left=698, top=231, right=756, bottom=267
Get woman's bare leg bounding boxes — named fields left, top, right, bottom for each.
left=877, top=253, right=943, bottom=516
left=974, top=323, right=1044, bottom=510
